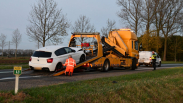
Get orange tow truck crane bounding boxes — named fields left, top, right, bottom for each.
left=53, top=29, right=139, bottom=76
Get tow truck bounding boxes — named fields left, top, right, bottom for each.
left=53, top=29, right=139, bottom=76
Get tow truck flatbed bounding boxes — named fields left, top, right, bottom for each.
left=53, top=30, right=139, bottom=76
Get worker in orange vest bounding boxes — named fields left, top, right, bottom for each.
left=63, top=55, right=76, bottom=76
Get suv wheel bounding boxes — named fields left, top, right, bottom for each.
left=79, top=55, right=85, bottom=63
left=55, top=63, right=62, bottom=72
left=158, top=61, right=161, bottom=67
left=131, top=59, right=136, bottom=70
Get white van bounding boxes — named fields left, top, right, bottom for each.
left=138, top=51, right=161, bottom=67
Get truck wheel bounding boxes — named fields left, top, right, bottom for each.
left=158, top=61, right=161, bottom=67
left=135, top=59, right=138, bottom=69
left=131, top=59, right=136, bottom=70
left=101, top=59, right=110, bottom=72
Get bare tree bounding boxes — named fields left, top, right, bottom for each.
left=161, top=0, right=183, bottom=61
left=26, top=0, right=69, bottom=47
left=101, top=19, right=116, bottom=37
left=154, top=0, right=170, bottom=35
left=117, top=0, right=143, bottom=36
left=149, top=0, right=183, bottom=61
left=153, top=0, right=165, bottom=53
left=12, top=29, right=22, bottom=59
left=146, top=0, right=170, bottom=53
left=141, top=0, right=161, bottom=35
left=0, top=33, right=7, bottom=57
left=72, top=15, right=95, bottom=44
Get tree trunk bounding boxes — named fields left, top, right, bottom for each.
left=163, top=36, right=167, bottom=61
left=81, top=37, right=84, bottom=43
left=175, top=46, right=176, bottom=62
left=135, top=13, right=138, bottom=36
left=43, top=39, right=45, bottom=47
left=156, top=30, right=160, bottom=53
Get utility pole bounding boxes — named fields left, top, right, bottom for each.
left=8, top=41, right=10, bottom=57
left=9, top=41, right=10, bottom=49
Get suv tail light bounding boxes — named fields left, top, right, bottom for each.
left=29, top=57, right=32, bottom=61
left=47, top=58, right=53, bottom=63
left=149, top=57, right=152, bottom=60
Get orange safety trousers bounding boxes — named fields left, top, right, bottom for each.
left=63, top=58, right=76, bottom=76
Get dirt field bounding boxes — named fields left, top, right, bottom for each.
left=0, top=57, right=29, bottom=65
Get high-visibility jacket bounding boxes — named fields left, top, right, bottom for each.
left=63, top=58, right=76, bottom=69
left=151, top=54, right=156, bottom=60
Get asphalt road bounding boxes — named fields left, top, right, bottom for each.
left=0, top=64, right=183, bottom=91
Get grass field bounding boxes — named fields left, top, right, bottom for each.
left=0, top=64, right=29, bottom=70
left=162, top=61, right=183, bottom=64
left=0, top=67, right=183, bottom=103
left=0, top=57, right=30, bottom=60
left=0, top=57, right=29, bottom=70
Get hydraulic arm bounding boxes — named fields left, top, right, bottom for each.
left=102, top=30, right=129, bottom=57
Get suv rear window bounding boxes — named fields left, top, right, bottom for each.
left=32, top=51, right=52, bottom=57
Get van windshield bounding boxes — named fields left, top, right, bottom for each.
left=32, top=51, right=52, bottom=58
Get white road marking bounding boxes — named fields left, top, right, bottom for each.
left=0, top=76, right=41, bottom=81
left=0, top=69, right=30, bottom=74
left=163, top=64, right=183, bottom=65
left=0, top=71, right=13, bottom=74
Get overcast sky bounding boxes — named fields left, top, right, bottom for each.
left=0, top=0, right=124, bottom=50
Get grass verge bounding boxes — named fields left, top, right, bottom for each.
left=0, top=64, right=29, bottom=70
left=162, top=61, right=183, bottom=64
left=1, top=67, right=183, bottom=103
left=0, top=57, right=30, bottom=60
left=0, top=63, right=28, bottom=65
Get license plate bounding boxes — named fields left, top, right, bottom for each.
left=139, top=60, right=144, bottom=62
left=34, top=67, right=42, bottom=70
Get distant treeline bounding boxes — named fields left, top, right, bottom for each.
left=139, top=35, right=183, bottom=62
left=0, top=49, right=34, bottom=57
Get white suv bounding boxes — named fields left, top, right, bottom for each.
left=29, top=46, right=86, bottom=72
left=138, top=51, right=161, bottom=67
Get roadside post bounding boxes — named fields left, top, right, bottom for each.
left=13, top=66, right=22, bottom=94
